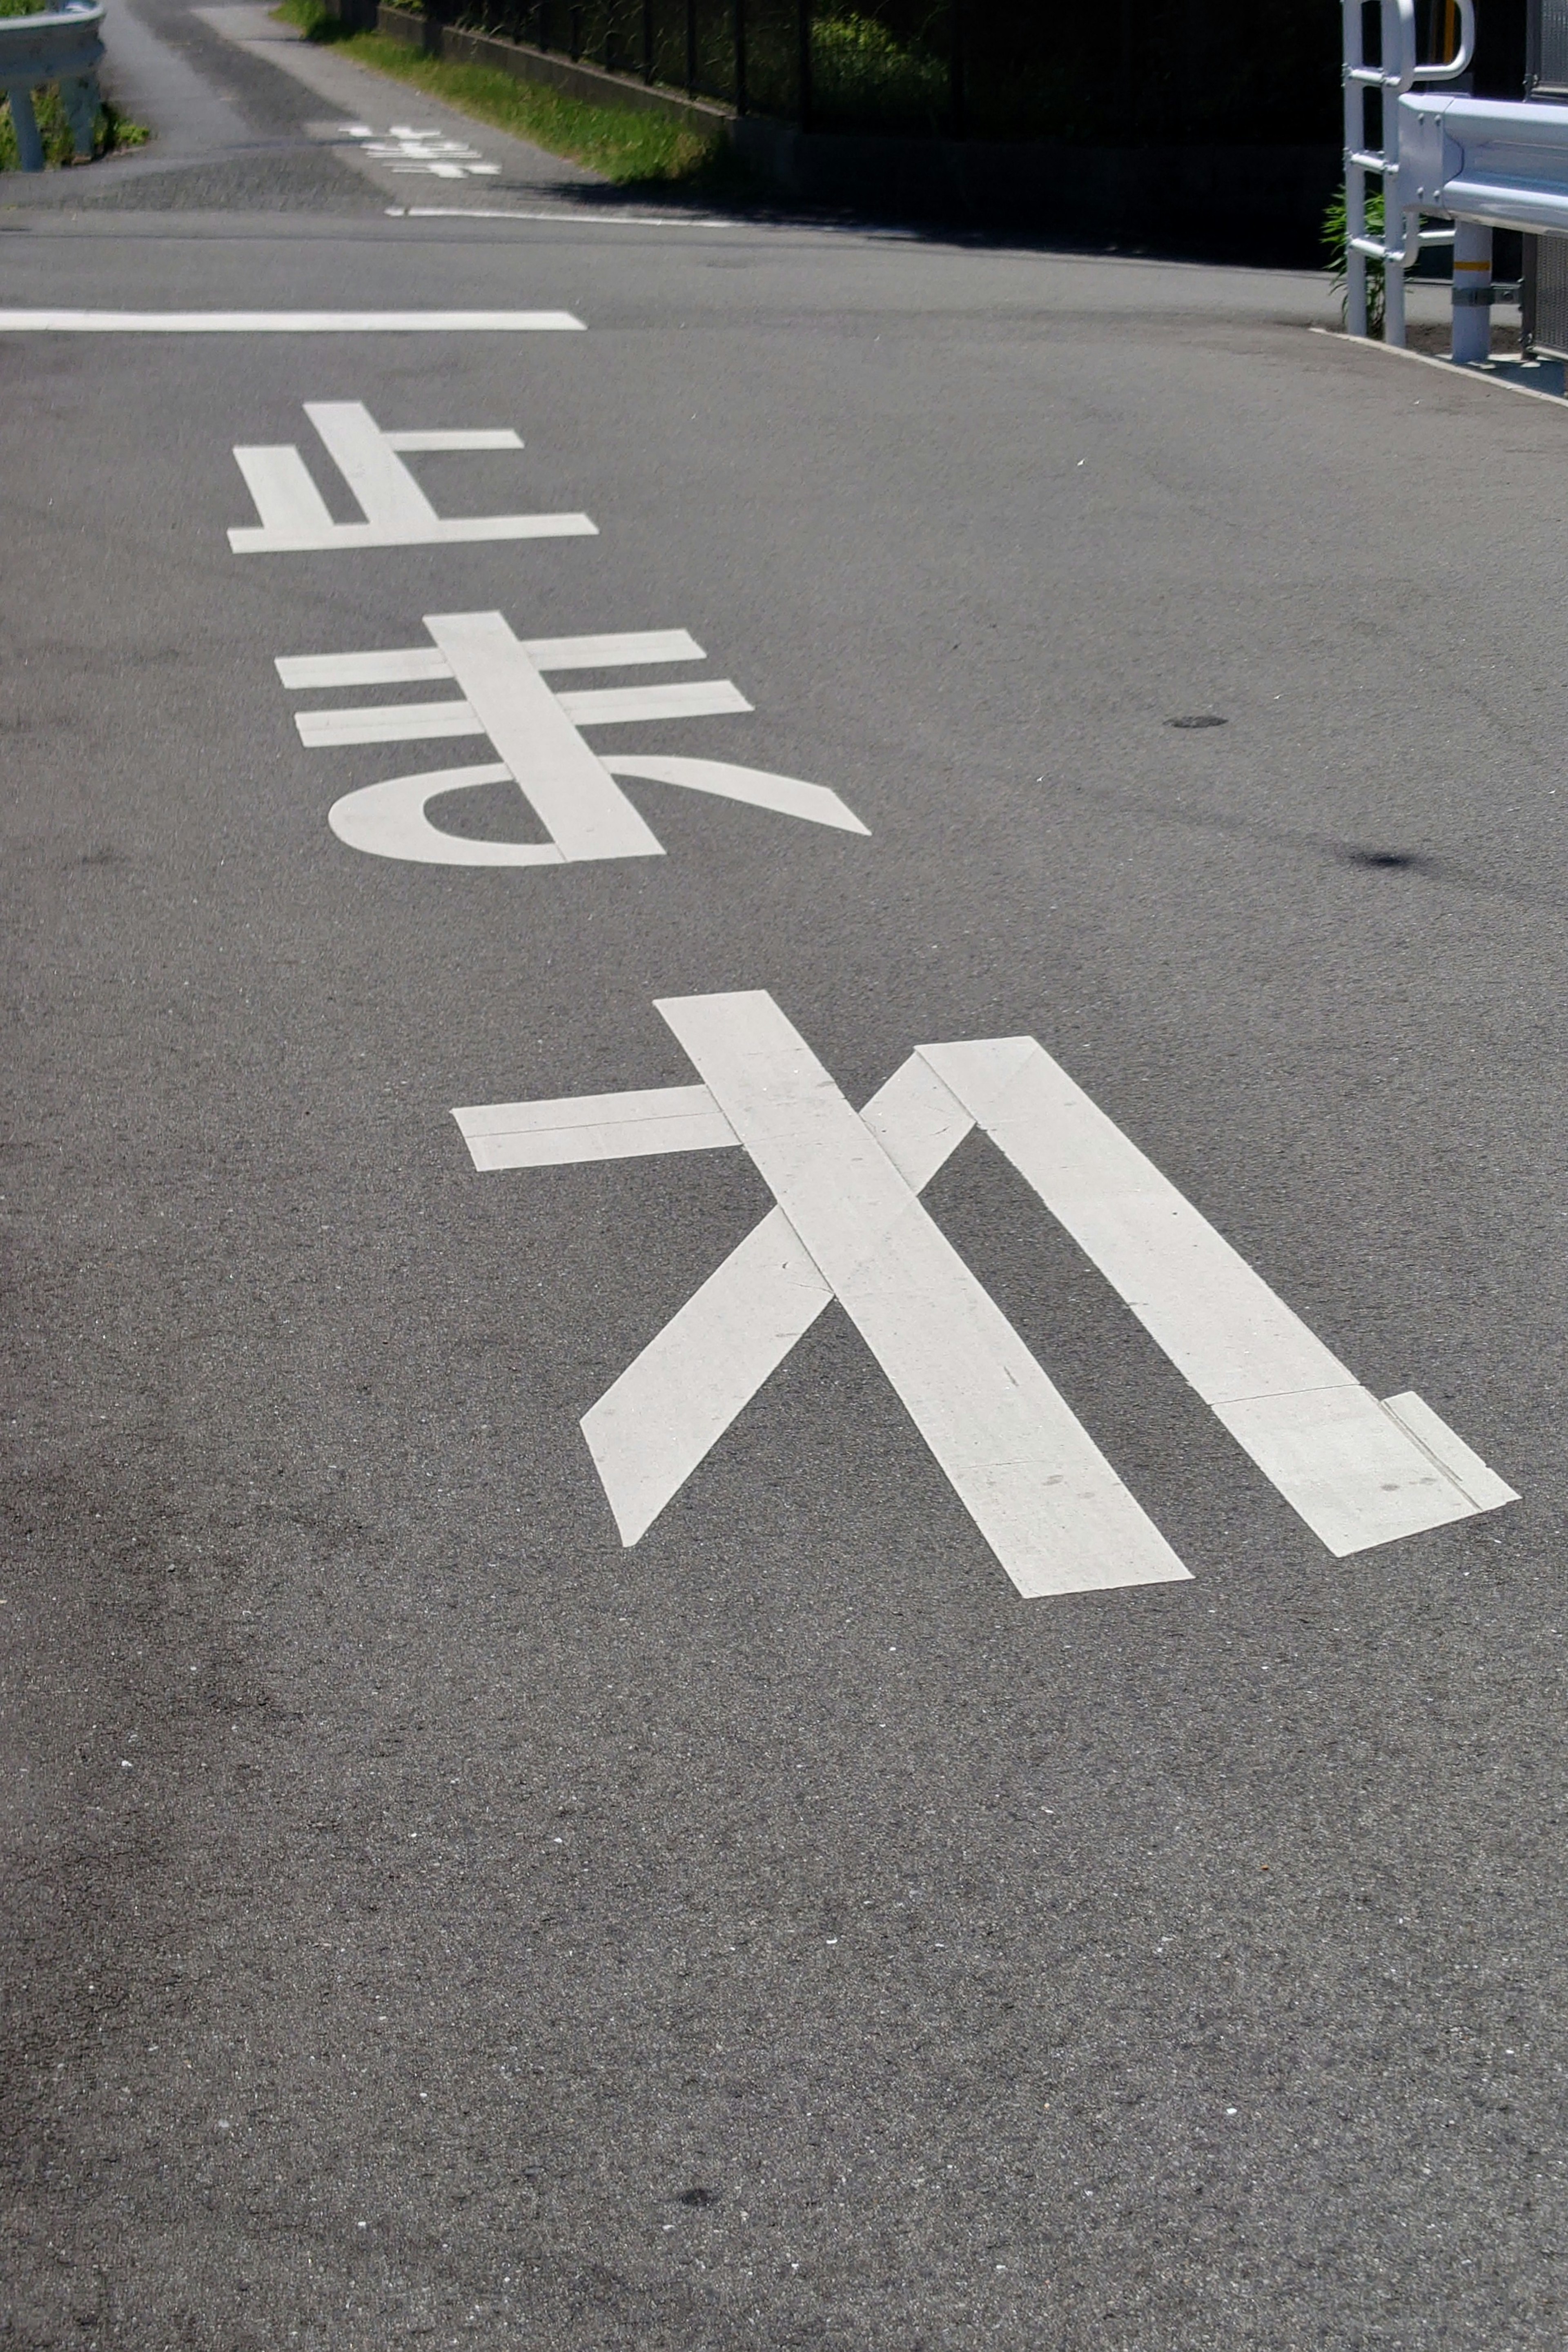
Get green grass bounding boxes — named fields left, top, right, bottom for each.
left=0, top=0, right=149, bottom=168
left=273, top=0, right=736, bottom=188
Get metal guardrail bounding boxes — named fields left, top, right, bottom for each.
left=1399, top=90, right=1568, bottom=231
left=1343, top=0, right=1568, bottom=365
left=0, top=0, right=105, bottom=170
left=1343, top=0, right=1473, bottom=345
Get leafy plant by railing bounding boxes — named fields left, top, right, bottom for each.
left=1324, top=181, right=1385, bottom=335
left=811, top=12, right=946, bottom=128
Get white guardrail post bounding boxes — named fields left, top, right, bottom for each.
left=0, top=1, right=105, bottom=172
left=1344, top=0, right=1474, bottom=345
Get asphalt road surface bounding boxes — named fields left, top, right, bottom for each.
left=3, top=9, right=1566, bottom=2350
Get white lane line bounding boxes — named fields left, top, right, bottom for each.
left=657, top=991, right=1190, bottom=1599
left=581, top=1050, right=977, bottom=1546
left=389, top=205, right=739, bottom=229
left=454, top=1085, right=736, bottom=1170
left=424, top=612, right=665, bottom=863
left=0, top=310, right=586, bottom=332
left=918, top=1036, right=1518, bottom=1555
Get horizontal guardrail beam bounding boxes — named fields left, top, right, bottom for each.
left=0, top=1, right=105, bottom=171
left=1400, top=91, right=1568, bottom=234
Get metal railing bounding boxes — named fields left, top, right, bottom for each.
left=1342, top=0, right=1474, bottom=343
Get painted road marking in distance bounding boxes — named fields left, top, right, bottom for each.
left=333, top=122, right=500, bottom=177
left=0, top=312, right=584, bottom=332
left=278, top=613, right=869, bottom=864
left=454, top=993, right=1517, bottom=1595
left=388, top=207, right=738, bottom=229
left=230, top=400, right=595, bottom=553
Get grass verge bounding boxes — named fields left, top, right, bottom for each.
left=273, top=0, right=741, bottom=189
left=0, top=0, right=150, bottom=168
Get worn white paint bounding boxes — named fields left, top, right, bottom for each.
left=454, top=1085, right=737, bottom=1170
left=0, top=310, right=584, bottom=331
left=918, top=1036, right=1516, bottom=1555
left=603, top=755, right=869, bottom=835
left=423, top=612, right=666, bottom=863
left=230, top=399, right=595, bottom=552
left=285, top=614, right=869, bottom=863
left=457, top=995, right=1517, bottom=1586
left=581, top=1049, right=975, bottom=1546
left=327, top=764, right=565, bottom=867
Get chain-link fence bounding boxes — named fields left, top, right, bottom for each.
left=428, top=1, right=1341, bottom=147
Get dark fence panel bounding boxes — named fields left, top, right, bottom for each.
left=443, top=0, right=804, bottom=112
left=427, top=0, right=1341, bottom=147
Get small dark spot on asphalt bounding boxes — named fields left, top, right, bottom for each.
left=1167, top=714, right=1226, bottom=728
left=1343, top=849, right=1428, bottom=871
left=77, top=847, right=120, bottom=866
left=679, top=2186, right=714, bottom=2207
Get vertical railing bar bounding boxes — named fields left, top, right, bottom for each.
left=1344, top=0, right=1369, bottom=335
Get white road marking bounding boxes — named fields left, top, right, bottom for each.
left=554, top=680, right=753, bottom=726
left=918, top=1037, right=1519, bottom=1555
left=390, top=205, right=739, bottom=228
left=454, top=1085, right=737, bottom=1169
left=1378, top=1391, right=1519, bottom=1512
left=327, top=764, right=565, bottom=868
left=276, top=647, right=455, bottom=691
left=581, top=1049, right=977, bottom=1546
left=282, top=614, right=869, bottom=863
left=296, top=699, right=483, bottom=748
left=275, top=631, right=704, bottom=692
left=456, top=993, right=1517, bottom=1586
left=339, top=121, right=503, bottom=177
left=306, top=400, right=437, bottom=532
left=466, top=991, right=1189, bottom=1599
left=381, top=428, right=521, bottom=452
left=0, top=311, right=584, bottom=331
left=230, top=399, right=594, bottom=553
left=602, top=756, right=871, bottom=834
left=423, top=612, right=665, bottom=863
